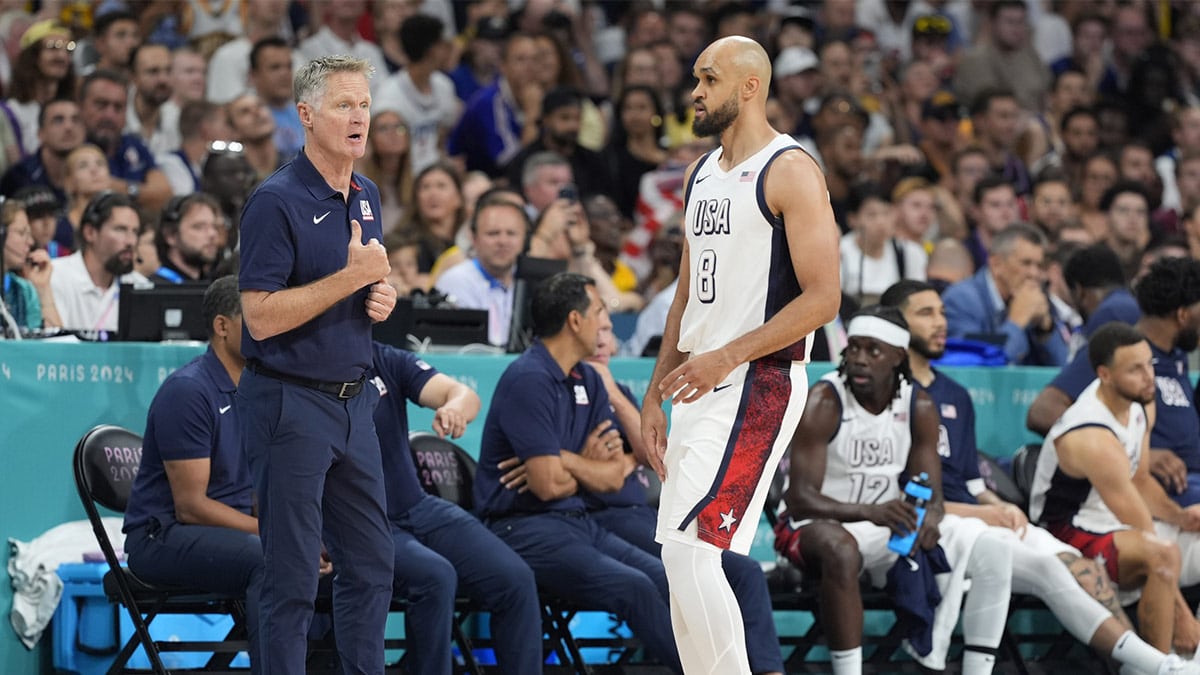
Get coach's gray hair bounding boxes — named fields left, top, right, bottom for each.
left=991, top=223, right=1047, bottom=258
left=293, top=55, right=374, bottom=107
left=521, top=151, right=570, bottom=188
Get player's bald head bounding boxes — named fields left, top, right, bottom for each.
left=696, top=36, right=771, bottom=96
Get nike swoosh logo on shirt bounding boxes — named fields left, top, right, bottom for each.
left=313, top=211, right=331, bottom=224
left=713, top=383, right=733, bottom=392
left=219, top=405, right=232, bottom=414
left=695, top=175, right=710, bottom=183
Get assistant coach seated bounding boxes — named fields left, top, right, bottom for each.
left=122, top=276, right=266, bottom=673
left=941, top=223, right=1068, bottom=366
left=474, top=272, right=682, bottom=673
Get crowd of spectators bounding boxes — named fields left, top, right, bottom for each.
left=1, top=0, right=1199, bottom=359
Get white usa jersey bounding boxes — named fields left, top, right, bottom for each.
left=677, top=134, right=813, bottom=361
left=1029, top=379, right=1147, bottom=532
left=821, top=372, right=914, bottom=506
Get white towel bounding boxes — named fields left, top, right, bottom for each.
left=8, top=518, right=124, bottom=648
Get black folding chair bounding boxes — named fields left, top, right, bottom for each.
left=72, top=424, right=249, bottom=674
left=1011, top=443, right=1042, bottom=507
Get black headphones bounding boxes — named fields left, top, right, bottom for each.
left=80, top=190, right=123, bottom=231
left=160, top=195, right=189, bottom=230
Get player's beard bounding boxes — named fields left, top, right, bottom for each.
left=1176, top=326, right=1199, bottom=353
left=693, top=94, right=739, bottom=137
left=1115, top=379, right=1156, bottom=406
left=104, top=248, right=134, bottom=276
left=909, top=333, right=944, bottom=361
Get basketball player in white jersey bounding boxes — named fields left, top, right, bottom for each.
left=777, top=307, right=1012, bottom=675
left=1032, top=322, right=1200, bottom=655
left=885, top=281, right=1200, bottom=675
left=639, top=35, right=841, bottom=674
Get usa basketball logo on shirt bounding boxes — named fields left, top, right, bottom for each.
left=360, top=200, right=375, bottom=221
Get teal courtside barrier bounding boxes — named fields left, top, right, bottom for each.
left=0, top=341, right=1057, bottom=672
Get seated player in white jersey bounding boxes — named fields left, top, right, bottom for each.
left=883, top=280, right=1200, bottom=675
left=1031, top=322, right=1200, bottom=655
left=776, top=306, right=1013, bottom=675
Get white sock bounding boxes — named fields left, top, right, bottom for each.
left=1112, top=630, right=1171, bottom=674
left=962, top=648, right=996, bottom=675
left=830, top=647, right=862, bottom=675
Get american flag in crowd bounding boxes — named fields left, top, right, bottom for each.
left=740, top=170, right=756, bottom=182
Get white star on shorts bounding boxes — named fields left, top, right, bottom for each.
left=719, top=509, right=738, bottom=531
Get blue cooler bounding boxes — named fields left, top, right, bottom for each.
left=53, top=562, right=249, bottom=674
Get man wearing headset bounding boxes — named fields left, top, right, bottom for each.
left=148, top=192, right=224, bottom=284
left=49, top=191, right=147, bottom=332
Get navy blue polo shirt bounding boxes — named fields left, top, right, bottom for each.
left=584, top=382, right=647, bottom=509
left=1052, top=340, right=1200, bottom=471
left=475, top=340, right=616, bottom=519
left=371, top=341, right=438, bottom=519
left=108, top=134, right=158, bottom=183
left=0, top=148, right=68, bottom=205
left=924, top=369, right=982, bottom=505
left=124, top=348, right=253, bottom=532
left=1082, top=289, right=1140, bottom=338
left=238, top=148, right=384, bottom=381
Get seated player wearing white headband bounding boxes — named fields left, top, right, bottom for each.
left=882, top=279, right=1199, bottom=675
left=776, top=305, right=1014, bottom=675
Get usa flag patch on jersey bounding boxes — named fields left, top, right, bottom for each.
left=739, top=170, right=756, bottom=182
left=940, top=404, right=957, bottom=419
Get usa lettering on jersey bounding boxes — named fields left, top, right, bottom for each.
left=1157, top=376, right=1189, bottom=407
left=691, top=198, right=732, bottom=235
left=848, top=437, right=897, bottom=467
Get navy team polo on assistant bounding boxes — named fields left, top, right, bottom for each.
left=124, top=348, right=252, bottom=531
left=371, top=341, right=439, bottom=518
left=476, top=340, right=616, bottom=519
left=238, top=148, right=383, bottom=382
left=923, top=369, right=984, bottom=505
left=1052, top=340, right=1200, bottom=472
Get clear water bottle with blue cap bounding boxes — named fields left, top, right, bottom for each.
left=888, top=472, right=932, bottom=555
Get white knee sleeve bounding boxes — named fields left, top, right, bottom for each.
left=660, top=539, right=750, bottom=675
left=961, top=531, right=1012, bottom=649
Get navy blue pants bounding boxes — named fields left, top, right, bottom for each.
left=125, top=518, right=264, bottom=675
left=589, top=504, right=785, bottom=675
left=237, top=371, right=393, bottom=675
left=490, top=512, right=682, bottom=673
left=391, top=495, right=542, bottom=675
